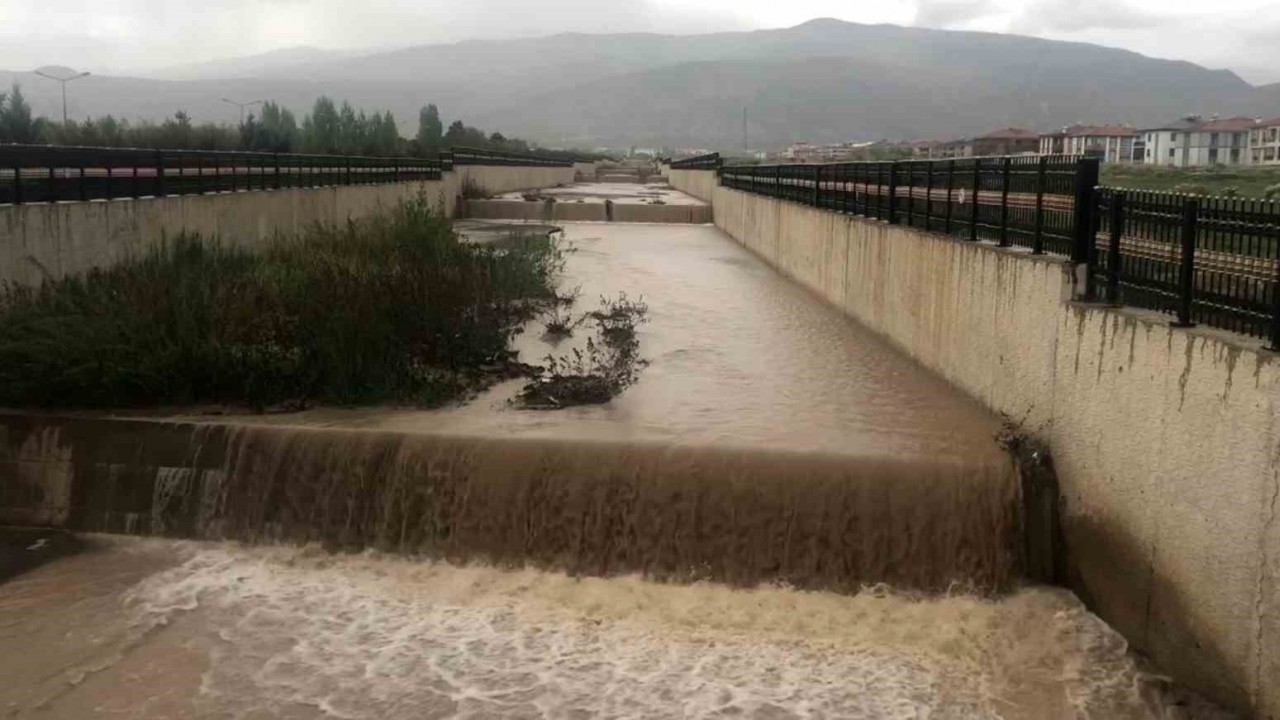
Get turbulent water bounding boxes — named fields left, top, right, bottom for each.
left=0, top=538, right=1226, bottom=720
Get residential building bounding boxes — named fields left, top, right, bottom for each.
left=1249, top=118, right=1280, bottom=165
left=1038, top=124, right=1141, bottom=163
left=971, top=127, right=1040, bottom=156
left=1141, top=115, right=1258, bottom=167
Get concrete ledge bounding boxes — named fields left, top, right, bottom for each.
left=464, top=199, right=710, bottom=224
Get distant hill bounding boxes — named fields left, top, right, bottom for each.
left=3, top=19, right=1274, bottom=148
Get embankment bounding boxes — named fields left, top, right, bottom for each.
left=672, top=168, right=1280, bottom=718
left=0, top=164, right=573, bottom=287
left=0, top=415, right=1021, bottom=594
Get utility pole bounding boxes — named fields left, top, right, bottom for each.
left=221, top=97, right=264, bottom=126
left=33, top=68, right=91, bottom=126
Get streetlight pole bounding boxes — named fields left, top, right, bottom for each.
left=221, top=98, right=264, bottom=126
left=33, top=69, right=91, bottom=126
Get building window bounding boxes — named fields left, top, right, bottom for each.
left=1169, top=148, right=1176, bottom=158
left=1210, top=148, right=1219, bottom=163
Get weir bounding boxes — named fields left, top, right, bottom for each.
left=2, top=219, right=1032, bottom=594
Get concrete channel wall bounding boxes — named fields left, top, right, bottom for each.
left=465, top=199, right=712, bottom=224
left=667, top=168, right=719, bottom=202
left=690, top=167, right=1280, bottom=718
left=0, top=165, right=575, bottom=287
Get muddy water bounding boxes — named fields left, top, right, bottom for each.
left=205, top=222, right=1005, bottom=463
left=0, top=538, right=1228, bottom=720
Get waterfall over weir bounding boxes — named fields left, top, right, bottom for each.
left=4, top=221, right=1033, bottom=593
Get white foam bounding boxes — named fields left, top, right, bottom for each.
left=120, top=544, right=1199, bottom=719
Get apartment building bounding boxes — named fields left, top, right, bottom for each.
left=1249, top=118, right=1280, bottom=165
left=1141, top=116, right=1258, bottom=167
left=1039, top=124, right=1141, bottom=162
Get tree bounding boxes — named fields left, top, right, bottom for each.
left=0, top=83, right=38, bottom=143
left=304, top=96, right=340, bottom=154
left=416, top=104, right=442, bottom=153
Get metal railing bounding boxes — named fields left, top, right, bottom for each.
left=1096, top=188, right=1280, bottom=345
left=443, top=147, right=573, bottom=168
left=670, top=153, right=722, bottom=171
left=0, top=144, right=443, bottom=205
left=720, top=156, right=1098, bottom=260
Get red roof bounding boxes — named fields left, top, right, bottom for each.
left=978, top=127, right=1039, bottom=140
left=1062, top=124, right=1138, bottom=137
left=1256, top=117, right=1280, bottom=129
left=1197, top=117, right=1259, bottom=131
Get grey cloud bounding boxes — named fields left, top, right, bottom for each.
left=913, top=0, right=1001, bottom=28
left=1010, top=0, right=1166, bottom=34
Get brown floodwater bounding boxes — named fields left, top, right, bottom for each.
left=187, top=222, right=1005, bottom=465
left=0, top=538, right=1234, bottom=719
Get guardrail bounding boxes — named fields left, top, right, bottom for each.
left=0, top=144, right=443, bottom=205
left=443, top=147, right=573, bottom=168
left=1095, top=188, right=1280, bottom=345
left=720, top=156, right=1097, bottom=260
left=670, top=153, right=722, bottom=171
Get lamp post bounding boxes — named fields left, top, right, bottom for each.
left=221, top=97, right=264, bottom=126
left=33, top=68, right=91, bottom=126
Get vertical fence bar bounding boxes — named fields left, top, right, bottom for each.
left=1269, top=255, right=1280, bottom=351
left=1032, top=156, right=1046, bottom=254
left=11, top=163, right=21, bottom=205
left=1107, top=191, right=1125, bottom=303
left=886, top=162, right=898, bottom=224
left=812, top=165, right=822, bottom=207
left=969, top=159, right=980, bottom=241
left=46, top=164, right=56, bottom=203
left=924, top=161, right=933, bottom=230
left=78, top=162, right=87, bottom=202
left=944, top=159, right=954, bottom=234
left=999, top=157, right=1011, bottom=247
left=1172, top=198, right=1199, bottom=327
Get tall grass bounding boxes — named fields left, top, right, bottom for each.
left=0, top=196, right=562, bottom=409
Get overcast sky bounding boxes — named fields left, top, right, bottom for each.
left=1, top=0, right=1276, bottom=84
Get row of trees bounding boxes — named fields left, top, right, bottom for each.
left=0, top=83, right=593, bottom=160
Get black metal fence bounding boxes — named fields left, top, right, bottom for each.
left=1096, top=188, right=1280, bottom=345
left=720, top=156, right=1097, bottom=260
left=0, top=144, right=444, bottom=205
left=444, top=146, right=573, bottom=168
left=670, top=153, right=722, bottom=171
left=718, top=155, right=1280, bottom=347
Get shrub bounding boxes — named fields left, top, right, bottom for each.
left=0, top=196, right=562, bottom=409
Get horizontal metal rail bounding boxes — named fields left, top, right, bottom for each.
left=443, top=146, right=573, bottom=168
left=670, top=152, right=722, bottom=171
left=0, top=144, right=444, bottom=205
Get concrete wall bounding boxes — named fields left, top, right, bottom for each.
left=667, top=169, right=718, bottom=202
left=710, top=183, right=1280, bottom=719
left=465, top=199, right=712, bottom=224
left=0, top=165, right=576, bottom=286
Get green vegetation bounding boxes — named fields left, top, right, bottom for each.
left=1101, top=164, right=1280, bottom=199
left=0, top=197, right=564, bottom=409
left=518, top=294, right=650, bottom=409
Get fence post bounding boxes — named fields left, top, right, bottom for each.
left=1172, top=198, right=1199, bottom=327
left=812, top=165, right=822, bottom=208
left=1032, top=156, right=1047, bottom=254
left=11, top=163, right=21, bottom=205
left=1107, top=192, right=1125, bottom=303
left=1269, top=256, right=1280, bottom=351
left=886, top=162, right=898, bottom=224
left=154, top=149, right=166, bottom=198
left=924, top=161, right=933, bottom=229
left=1070, top=157, right=1100, bottom=264
left=969, top=159, right=980, bottom=241
left=274, top=154, right=282, bottom=189
left=999, top=157, right=1011, bottom=247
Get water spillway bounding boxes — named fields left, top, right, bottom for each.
left=5, top=221, right=1024, bottom=593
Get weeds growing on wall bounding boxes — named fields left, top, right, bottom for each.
left=517, top=293, right=649, bottom=409
left=0, top=196, right=563, bottom=409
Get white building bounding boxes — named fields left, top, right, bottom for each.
left=1039, top=125, right=1140, bottom=163
left=1249, top=118, right=1280, bottom=166
left=1141, top=116, right=1259, bottom=167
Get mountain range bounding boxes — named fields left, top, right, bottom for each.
left=5, top=19, right=1278, bottom=149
